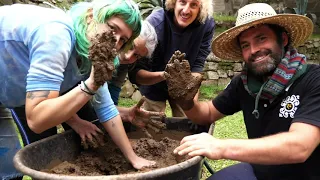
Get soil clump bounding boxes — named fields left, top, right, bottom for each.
left=89, top=29, right=118, bottom=87
left=44, top=129, right=191, bottom=176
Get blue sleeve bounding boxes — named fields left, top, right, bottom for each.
left=26, top=22, right=75, bottom=92
left=91, top=83, right=119, bottom=123
left=192, top=18, right=215, bottom=72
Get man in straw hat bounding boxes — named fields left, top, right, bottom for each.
left=172, top=3, right=320, bottom=180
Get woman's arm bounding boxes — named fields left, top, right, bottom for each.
left=25, top=79, right=97, bottom=133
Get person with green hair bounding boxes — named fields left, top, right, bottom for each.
left=0, top=0, right=157, bottom=178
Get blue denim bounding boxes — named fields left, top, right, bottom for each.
left=207, top=163, right=257, bottom=180
left=0, top=106, right=23, bottom=180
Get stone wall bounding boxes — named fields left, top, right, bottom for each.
left=297, top=38, right=320, bottom=64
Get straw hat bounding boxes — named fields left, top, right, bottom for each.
left=212, top=3, right=314, bottom=60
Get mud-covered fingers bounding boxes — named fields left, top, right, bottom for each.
left=141, top=128, right=153, bottom=138
left=81, top=140, right=89, bottom=149
left=163, top=72, right=171, bottom=79
left=93, top=133, right=105, bottom=147
left=168, top=56, right=174, bottom=64
left=80, top=133, right=88, bottom=149
left=140, top=108, right=165, bottom=118
left=147, top=124, right=160, bottom=133
left=136, top=96, right=146, bottom=109
left=149, top=119, right=166, bottom=129
left=177, top=52, right=186, bottom=61
left=140, top=110, right=166, bottom=125
left=81, top=133, right=102, bottom=149
left=132, top=117, right=148, bottom=128
left=149, top=113, right=166, bottom=122
left=181, top=60, right=191, bottom=72
left=174, top=59, right=181, bottom=71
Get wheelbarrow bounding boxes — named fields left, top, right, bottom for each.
left=13, top=118, right=214, bottom=180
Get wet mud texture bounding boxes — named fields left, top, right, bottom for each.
left=80, top=131, right=105, bottom=150
left=89, top=30, right=118, bottom=87
left=165, top=50, right=203, bottom=101
left=44, top=130, right=191, bottom=176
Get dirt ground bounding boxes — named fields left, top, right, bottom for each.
left=43, top=129, right=191, bottom=176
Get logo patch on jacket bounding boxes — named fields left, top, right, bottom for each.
left=279, top=95, right=300, bottom=118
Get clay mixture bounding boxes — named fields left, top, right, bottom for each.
left=165, top=50, right=203, bottom=101
left=44, top=129, right=191, bottom=176
left=89, top=29, right=118, bottom=87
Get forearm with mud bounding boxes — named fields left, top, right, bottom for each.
left=101, top=115, right=137, bottom=162
left=26, top=79, right=97, bottom=133
left=220, top=125, right=319, bottom=164
left=136, top=69, right=165, bottom=85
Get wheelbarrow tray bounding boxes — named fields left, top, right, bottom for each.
left=14, top=118, right=214, bottom=180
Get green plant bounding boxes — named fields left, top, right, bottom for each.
left=213, top=13, right=236, bottom=22
left=134, top=0, right=163, bottom=19
left=311, top=33, right=320, bottom=39
left=199, top=85, right=225, bottom=101
left=118, top=97, right=137, bottom=107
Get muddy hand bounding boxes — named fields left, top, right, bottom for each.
left=66, top=116, right=105, bottom=149
left=142, top=120, right=167, bottom=138
left=89, top=29, right=118, bottom=87
left=164, top=50, right=203, bottom=109
left=81, top=130, right=106, bottom=149
left=131, top=97, right=166, bottom=137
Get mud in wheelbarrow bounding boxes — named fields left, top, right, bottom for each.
left=13, top=117, right=214, bottom=180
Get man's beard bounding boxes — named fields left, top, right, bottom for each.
left=247, top=49, right=282, bottom=77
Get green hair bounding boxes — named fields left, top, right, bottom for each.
left=68, top=0, right=142, bottom=74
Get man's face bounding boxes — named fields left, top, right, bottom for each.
left=118, top=37, right=148, bottom=64
left=238, top=25, right=287, bottom=76
left=173, top=0, right=200, bottom=29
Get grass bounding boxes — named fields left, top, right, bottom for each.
left=213, top=13, right=236, bottom=22
left=198, top=85, right=247, bottom=179
left=311, top=33, right=320, bottom=39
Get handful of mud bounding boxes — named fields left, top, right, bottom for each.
left=89, top=30, right=118, bottom=87
left=44, top=130, right=191, bottom=176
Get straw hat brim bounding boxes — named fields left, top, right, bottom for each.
left=211, top=14, right=314, bottom=60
